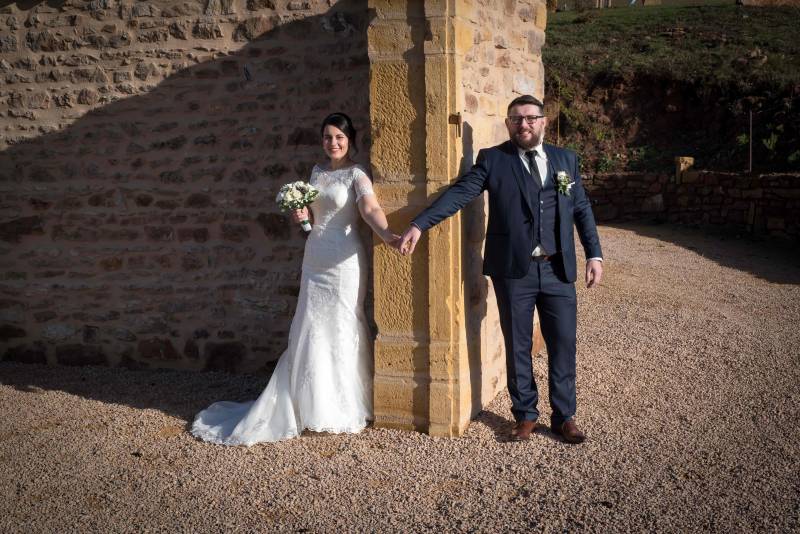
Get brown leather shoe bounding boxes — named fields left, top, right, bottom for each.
left=510, top=420, right=538, bottom=442
left=551, top=420, right=586, bottom=444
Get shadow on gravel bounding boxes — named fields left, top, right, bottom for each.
left=603, top=222, right=800, bottom=285
left=474, top=410, right=564, bottom=443
left=0, top=361, right=273, bottom=422
left=473, top=410, right=512, bottom=442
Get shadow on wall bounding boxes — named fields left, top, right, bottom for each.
left=0, top=1, right=372, bottom=376
left=459, top=121, right=491, bottom=418
left=0, top=1, right=68, bottom=9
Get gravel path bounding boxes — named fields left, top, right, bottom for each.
left=2, top=223, right=799, bottom=533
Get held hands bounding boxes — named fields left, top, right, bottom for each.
left=397, top=225, right=421, bottom=256
left=381, top=230, right=402, bottom=249
left=585, top=259, right=603, bottom=289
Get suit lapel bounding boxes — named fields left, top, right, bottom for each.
left=543, top=144, right=560, bottom=186
left=544, top=145, right=567, bottom=231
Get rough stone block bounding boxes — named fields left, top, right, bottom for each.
left=99, top=257, right=124, bottom=271
left=0, top=34, right=17, bottom=52
left=3, top=342, right=47, bottom=364
left=247, top=0, right=276, bottom=9
left=138, top=338, right=181, bottom=360
left=368, top=20, right=420, bottom=59
left=193, top=22, right=223, bottom=39
left=159, top=170, right=184, bottom=183
left=256, top=213, right=290, bottom=240
left=138, top=29, right=168, bottom=43
left=288, top=127, right=319, bottom=147
left=373, top=375, right=430, bottom=431
left=205, top=0, right=236, bottom=15
left=204, top=341, right=246, bottom=372
left=185, top=193, right=212, bottom=208
left=374, top=340, right=429, bottom=376
left=33, top=311, right=57, bottom=323
left=108, top=32, right=131, bottom=48
left=112, top=328, right=137, bottom=342
left=767, top=217, right=786, bottom=230
left=0, top=216, right=44, bottom=243
left=641, top=193, right=664, bottom=213
left=221, top=224, right=250, bottom=242
left=184, top=340, right=200, bottom=359
left=181, top=252, right=204, bottom=271
left=69, top=67, right=108, bottom=84
left=230, top=168, right=257, bottom=183
left=178, top=228, right=210, bottom=242
left=55, top=344, right=106, bottom=366
left=0, top=324, right=26, bottom=341
left=144, top=226, right=174, bottom=241
left=164, top=21, right=186, bottom=39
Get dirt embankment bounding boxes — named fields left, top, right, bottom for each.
left=546, top=72, right=799, bottom=174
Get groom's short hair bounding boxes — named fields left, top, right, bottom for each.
left=507, top=95, right=544, bottom=114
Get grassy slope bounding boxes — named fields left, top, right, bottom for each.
left=543, top=2, right=800, bottom=172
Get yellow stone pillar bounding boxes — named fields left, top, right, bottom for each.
left=421, top=0, right=468, bottom=436
left=369, top=0, right=546, bottom=436
left=369, top=0, right=432, bottom=432
left=369, top=0, right=472, bottom=436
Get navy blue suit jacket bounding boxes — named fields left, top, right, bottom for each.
left=412, top=140, right=602, bottom=281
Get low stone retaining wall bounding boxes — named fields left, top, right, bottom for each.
left=584, top=164, right=800, bottom=241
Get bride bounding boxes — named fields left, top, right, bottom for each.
left=191, top=112, right=398, bottom=445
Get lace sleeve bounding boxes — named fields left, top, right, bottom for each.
left=352, top=166, right=375, bottom=202
left=308, top=164, right=321, bottom=186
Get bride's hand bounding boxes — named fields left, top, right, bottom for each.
left=290, top=208, right=308, bottom=224
left=382, top=232, right=402, bottom=250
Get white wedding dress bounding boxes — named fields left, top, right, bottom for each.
left=191, top=164, right=374, bottom=445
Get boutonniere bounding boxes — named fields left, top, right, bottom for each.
left=556, top=171, right=574, bottom=196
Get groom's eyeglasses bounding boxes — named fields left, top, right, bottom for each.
left=507, top=115, right=545, bottom=125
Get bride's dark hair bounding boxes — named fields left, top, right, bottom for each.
left=320, top=112, right=358, bottom=155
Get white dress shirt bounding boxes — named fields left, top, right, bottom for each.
left=518, top=145, right=548, bottom=186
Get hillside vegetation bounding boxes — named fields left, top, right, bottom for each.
left=543, top=2, right=800, bottom=173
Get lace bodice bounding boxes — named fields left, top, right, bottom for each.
left=308, top=163, right=374, bottom=229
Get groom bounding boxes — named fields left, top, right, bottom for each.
left=398, top=95, right=603, bottom=444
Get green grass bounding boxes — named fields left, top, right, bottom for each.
left=546, top=3, right=800, bottom=91
left=544, top=2, right=800, bottom=172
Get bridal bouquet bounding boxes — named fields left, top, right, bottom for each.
left=276, top=181, right=319, bottom=232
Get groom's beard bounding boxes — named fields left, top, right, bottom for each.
left=511, top=129, right=544, bottom=150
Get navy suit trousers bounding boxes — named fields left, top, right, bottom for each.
left=492, top=257, right=577, bottom=426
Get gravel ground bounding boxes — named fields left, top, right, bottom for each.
left=1, top=223, right=799, bottom=533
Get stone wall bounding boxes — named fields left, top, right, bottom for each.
left=741, top=0, right=800, bottom=6
left=0, top=0, right=371, bottom=372
left=458, top=0, right=547, bottom=418
left=585, top=168, right=800, bottom=240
